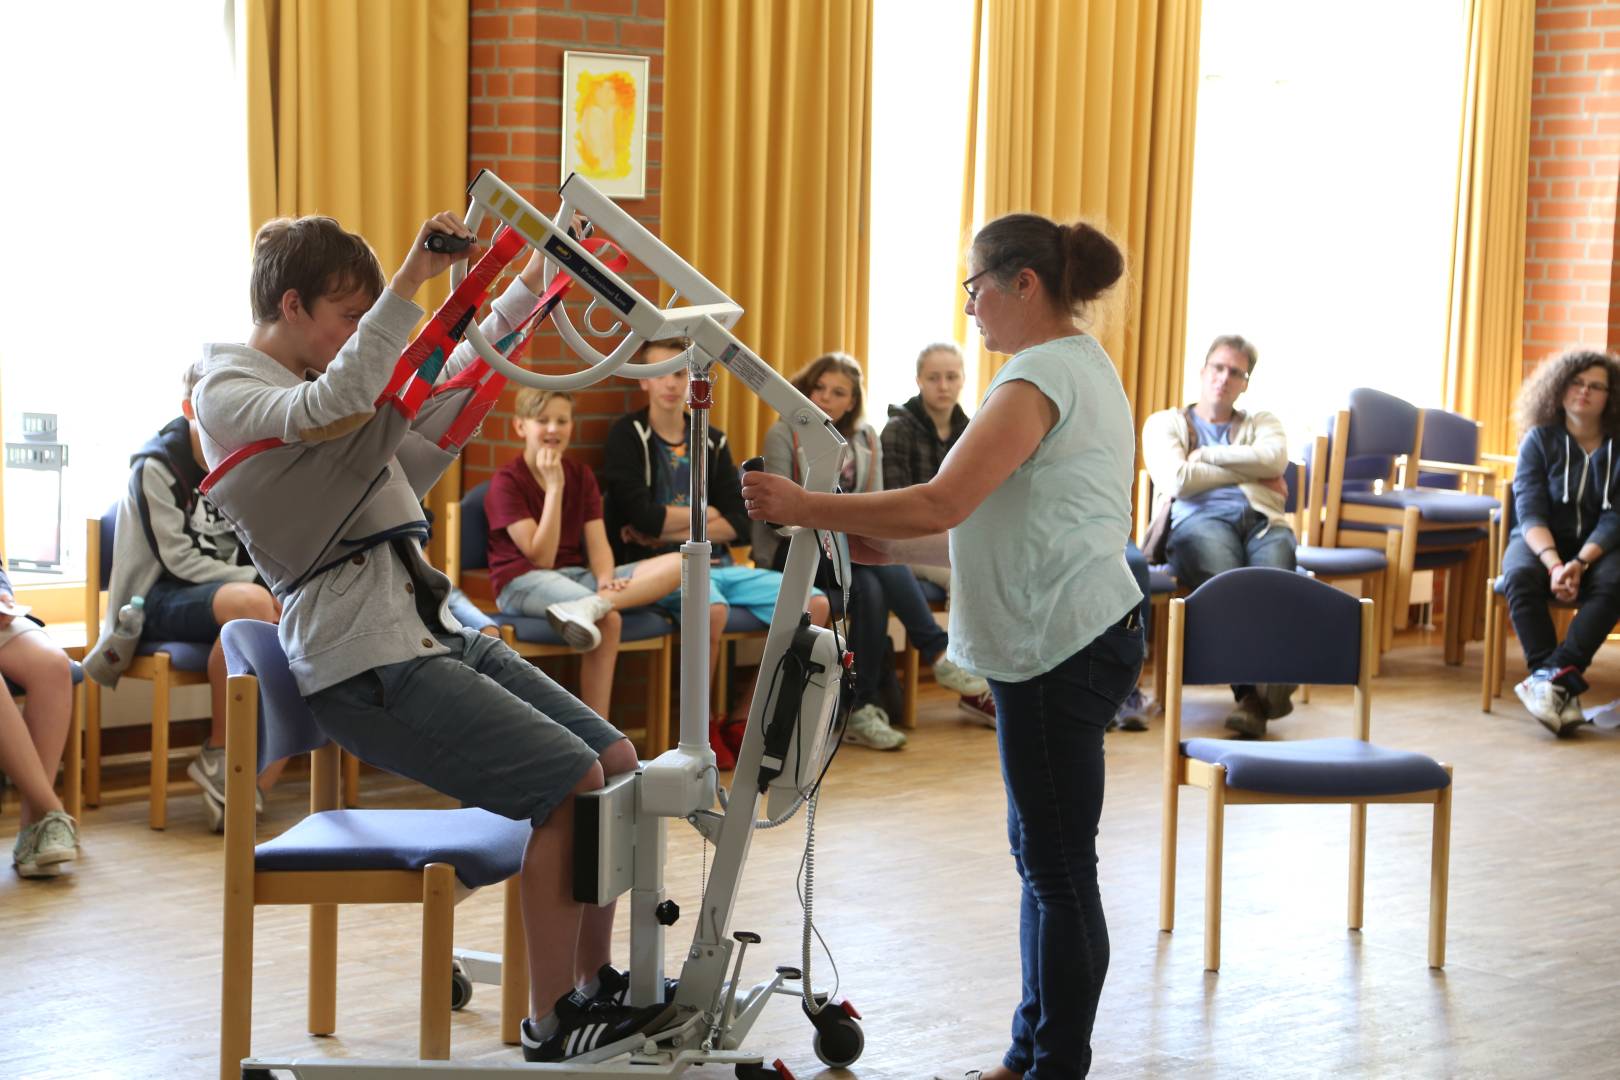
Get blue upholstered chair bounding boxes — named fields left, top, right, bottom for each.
left=3, top=658, right=85, bottom=821
left=1289, top=447, right=1397, bottom=665
left=1415, top=408, right=1497, bottom=496
left=82, top=509, right=211, bottom=829
left=1159, top=567, right=1453, bottom=972
left=217, top=619, right=529, bottom=1079
left=444, top=482, right=672, bottom=754
left=1319, top=395, right=1494, bottom=661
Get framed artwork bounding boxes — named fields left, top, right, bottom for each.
left=560, top=50, right=650, bottom=199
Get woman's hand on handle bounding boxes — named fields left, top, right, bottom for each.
left=741, top=471, right=806, bottom=526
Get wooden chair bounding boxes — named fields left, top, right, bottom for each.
left=1479, top=481, right=1584, bottom=711
left=445, top=482, right=673, bottom=755
left=218, top=619, right=529, bottom=1080
left=82, top=510, right=211, bottom=828
left=2, top=659, right=85, bottom=821
left=897, top=576, right=949, bottom=730
left=1320, top=392, right=1496, bottom=661
left=1295, top=441, right=1400, bottom=662
left=1159, top=568, right=1454, bottom=972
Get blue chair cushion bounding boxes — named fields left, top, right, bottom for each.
left=255, top=807, right=532, bottom=888
left=725, top=608, right=769, bottom=633
left=918, top=579, right=947, bottom=606
left=1339, top=522, right=1488, bottom=548
left=136, top=639, right=212, bottom=672
left=1296, top=546, right=1387, bottom=576
left=1340, top=489, right=1497, bottom=523
left=1181, top=737, right=1451, bottom=797
left=1148, top=567, right=1177, bottom=594
left=497, top=606, right=672, bottom=645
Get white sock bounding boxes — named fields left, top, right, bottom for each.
left=529, top=1011, right=559, bottom=1040
left=578, top=973, right=602, bottom=999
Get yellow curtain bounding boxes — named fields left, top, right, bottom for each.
left=662, top=0, right=873, bottom=458
left=956, top=0, right=1201, bottom=429
left=244, top=0, right=468, bottom=551
left=1443, top=0, right=1533, bottom=458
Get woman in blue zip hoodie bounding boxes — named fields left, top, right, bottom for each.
left=1506, top=347, right=1620, bottom=736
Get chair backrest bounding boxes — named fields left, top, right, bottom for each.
left=1417, top=408, right=1481, bottom=490
left=1177, top=567, right=1366, bottom=687
left=1345, top=387, right=1421, bottom=460
left=459, top=481, right=492, bottom=572
left=220, top=619, right=327, bottom=771
left=98, top=506, right=116, bottom=590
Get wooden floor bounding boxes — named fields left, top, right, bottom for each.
left=4, top=628, right=1619, bottom=1079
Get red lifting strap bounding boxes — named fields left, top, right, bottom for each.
left=376, top=227, right=529, bottom=412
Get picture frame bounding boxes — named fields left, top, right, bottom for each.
left=560, top=50, right=651, bottom=199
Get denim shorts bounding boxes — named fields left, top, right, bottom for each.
left=497, top=565, right=634, bottom=616
left=305, top=628, right=626, bottom=827
left=143, top=578, right=227, bottom=642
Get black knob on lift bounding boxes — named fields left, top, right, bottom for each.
left=655, top=900, right=681, bottom=926
left=733, top=930, right=762, bottom=944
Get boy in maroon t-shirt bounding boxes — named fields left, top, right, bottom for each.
left=485, top=388, right=681, bottom=718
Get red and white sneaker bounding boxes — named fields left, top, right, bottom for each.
left=958, top=691, right=996, bottom=729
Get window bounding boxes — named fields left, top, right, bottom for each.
left=866, top=0, right=978, bottom=430
left=0, top=3, right=248, bottom=585
left=1182, top=0, right=1469, bottom=449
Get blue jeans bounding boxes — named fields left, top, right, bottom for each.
left=992, top=614, right=1144, bottom=1079
left=848, top=563, right=951, bottom=708
left=1167, top=504, right=1296, bottom=592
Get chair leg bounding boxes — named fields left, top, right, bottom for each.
left=220, top=878, right=255, bottom=1080
left=84, top=678, right=101, bottom=808
left=712, top=639, right=730, bottom=717
left=1300, top=684, right=1312, bottom=704
left=1348, top=803, right=1366, bottom=931
left=1481, top=585, right=1497, bottom=713
left=342, top=751, right=361, bottom=809
left=309, top=904, right=338, bottom=1035
left=1393, top=522, right=1418, bottom=631
left=501, top=875, right=527, bottom=1045
left=1152, top=609, right=1169, bottom=704
left=150, top=657, right=172, bottom=831
left=420, top=863, right=455, bottom=1060
left=1159, top=777, right=1179, bottom=934
left=64, top=677, right=83, bottom=821
left=1443, top=565, right=1465, bottom=666
left=1429, top=768, right=1454, bottom=969
left=1495, top=597, right=1510, bottom=699
left=900, top=643, right=919, bottom=730
left=1204, top=766, right=1226, bottom=972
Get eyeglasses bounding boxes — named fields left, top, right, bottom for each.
left=962, top=260, right=1016, bottom=301
left=1205, top=361, right=1251, bottom=383
left=1571, top=378, right=1610, bottom=394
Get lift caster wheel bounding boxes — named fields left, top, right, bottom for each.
left=812, top=1014, right=864, bottom=1068
left=450, top=959, right=474, bottom=1011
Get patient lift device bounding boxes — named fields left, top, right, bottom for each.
left=243, top=171, right=862, bottom=1079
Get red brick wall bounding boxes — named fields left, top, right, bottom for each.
left=1523, top=1, right=1620, bottom=371
left=464, top=0, right=666, bottom=513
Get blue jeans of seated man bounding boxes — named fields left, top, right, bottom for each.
left=992, top=614, right=1143, bottom=1080
left=1501, top=532, right=1620, bottom=694
left=1167, top=503, right=1297, bottom=592
left=1169, top=505, right=1296, bottom=700
left=848, top=563, right=951, bottom=709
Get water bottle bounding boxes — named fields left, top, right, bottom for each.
left=86, top=595, right=145, bottom=686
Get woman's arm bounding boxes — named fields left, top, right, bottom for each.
left=743, top=379, right=1055, bottom=539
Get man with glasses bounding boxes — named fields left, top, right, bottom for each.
left=1142, top=334, right=1296, bottom=736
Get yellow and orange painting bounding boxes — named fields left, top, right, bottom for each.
left=562, top=52, right=649, bottom=197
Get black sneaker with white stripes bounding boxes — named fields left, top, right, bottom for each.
left=589, top=963, right=680, bottom=1006
left=521, top=989, right=678, bottom=1063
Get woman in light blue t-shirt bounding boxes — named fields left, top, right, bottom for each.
left=743, top=213, right=1143, bottom=1079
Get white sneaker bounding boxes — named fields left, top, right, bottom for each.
left=932, top=657, right=988, bottom=697
left=843, top=704, right=907, bottom=750
left=1515, top=672, right=1574, bottom=736
left=546, top=595, right=613, bottom=652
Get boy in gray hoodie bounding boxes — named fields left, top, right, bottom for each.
left=86, top=368, right=283, bottom=831
left=190, top=212, right=673, bottom=1061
